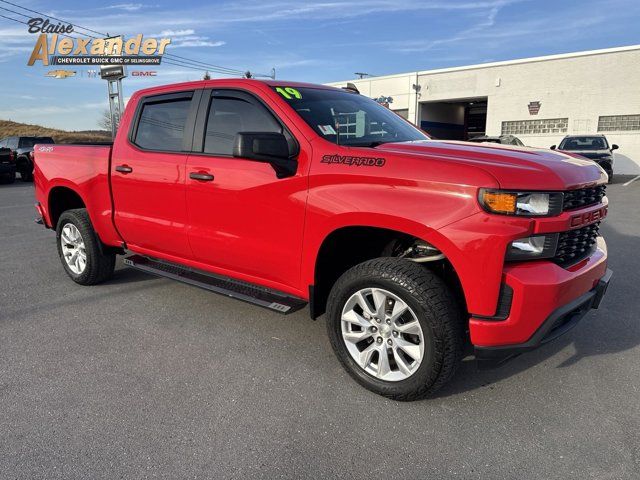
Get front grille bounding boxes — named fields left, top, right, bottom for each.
left=563, top=185, right=606, bottom=211
left=553, top=222, right=600, bottom=267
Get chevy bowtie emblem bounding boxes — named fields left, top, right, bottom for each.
left=45, top=69, right=76, bottom=79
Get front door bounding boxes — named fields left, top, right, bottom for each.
left=111, top=90, right=200, bottom=259
left=185, top=89, right=308, bottom=294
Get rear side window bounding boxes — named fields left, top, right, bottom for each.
left=204, top=96, right=281, bottom=155
left=19, top=137, right=54, bottom=148
left=135, top=97, right=192, bottom=151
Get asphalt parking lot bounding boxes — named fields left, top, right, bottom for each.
left=1, top=178, right=639, bottom=479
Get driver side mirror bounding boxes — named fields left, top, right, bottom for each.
left=233, top=132, right=298, bottom=178
left=611, top=144, right=619, bottom=150
left=550, top=145, right=556, bottom=150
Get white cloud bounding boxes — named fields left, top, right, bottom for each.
left=104, top=4, right=146, bottom=12
left=157, top=29, right=196, bottom=37
left=171, top=40, right=226, bottom=48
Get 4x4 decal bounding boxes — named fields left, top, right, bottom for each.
left=321, top=154, right=386, bottom=167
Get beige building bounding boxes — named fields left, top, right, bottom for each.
left=328, top=45, right=640, bottom=174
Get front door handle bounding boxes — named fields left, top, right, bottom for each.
left=115, top=165, right=133, bottom=174
left=190, top=172, right=214, bottom=182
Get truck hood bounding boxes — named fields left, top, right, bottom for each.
left=375, top=140, right=606, bottom=190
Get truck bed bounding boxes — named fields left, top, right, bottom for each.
left=34, top=143, right=122, bottom=246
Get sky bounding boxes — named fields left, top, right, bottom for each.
left=0, top=0, right=639, bottom=131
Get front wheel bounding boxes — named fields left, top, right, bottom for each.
left=20, top=169, right=33, bottom=182
left=326, top=258, right=463, bottom=401
left=56, top=209, right=115, bottom=285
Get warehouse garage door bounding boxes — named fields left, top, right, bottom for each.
left=419, top=98, right=487, bottom=140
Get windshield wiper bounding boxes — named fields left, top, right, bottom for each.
left=347, top=140, right=389, bottom=148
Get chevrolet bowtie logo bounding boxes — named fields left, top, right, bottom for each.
left=45, top=69, right=76, bottom=79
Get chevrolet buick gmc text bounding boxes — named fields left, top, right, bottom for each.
left=33, top=80, right=612, bottom=400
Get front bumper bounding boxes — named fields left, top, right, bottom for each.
left=475, top=254, right=612, bottom=367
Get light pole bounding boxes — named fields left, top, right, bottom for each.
left=100, top=65, right=127, bottom=140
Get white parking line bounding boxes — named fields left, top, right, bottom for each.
left=623, top=175, right=640, bottom=186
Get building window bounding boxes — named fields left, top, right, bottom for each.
left=598, top=114, right=640, bottom=132
left=393, top=109, right=409, bottom=120
left=501, top=118, right=568, bottom=135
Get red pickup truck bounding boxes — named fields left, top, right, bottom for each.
left=34, top=79, right=612, bottom=400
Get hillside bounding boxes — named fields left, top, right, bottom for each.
left=0, top=120, right=111, bottom=143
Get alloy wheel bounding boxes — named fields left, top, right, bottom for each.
left=341, top=287, right=425, bottom=382
left=60, top=223, right=87, bottom=275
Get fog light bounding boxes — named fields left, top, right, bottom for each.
left=506, top=234, right=559, bottom=261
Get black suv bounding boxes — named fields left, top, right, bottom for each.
left=0, top=136, right=55, bottom=182
left=0, top=147, right=15, bottom=183
left=551, top=135, right=617, bottom=182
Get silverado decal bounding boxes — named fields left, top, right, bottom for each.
left=321, top=154, right=386, bottom=167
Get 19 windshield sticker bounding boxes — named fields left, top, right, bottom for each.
left=275, top=87, right=302, bottom=99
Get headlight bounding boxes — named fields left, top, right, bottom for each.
left=505, top=234, right=559, bottom=261
left=479, top=189, right=563, bottom=216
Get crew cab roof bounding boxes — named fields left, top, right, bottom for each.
left=133, top=78, right=337, bottom=99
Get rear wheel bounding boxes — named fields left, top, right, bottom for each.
left=56, top=209, right=115, bottom=285
left=326, top=258, right=463, bottom=401
left=0, top=171, right=15, bottom=184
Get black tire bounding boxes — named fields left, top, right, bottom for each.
left=56, top=209, right=115, bottom=285
left=326, top=258, right=463, bottom=401
left=20, top=168, right=33, bottom=182
left=606, top=170, right=614, bottom=184
left=0, top=171, right=15, bottom=184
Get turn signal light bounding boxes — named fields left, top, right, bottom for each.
left=481, top=191, right=517, bottom=214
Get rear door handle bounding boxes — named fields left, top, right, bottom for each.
left=115, top=165, right=133, bottom=174
left=190, top=172, right=214, bottom=182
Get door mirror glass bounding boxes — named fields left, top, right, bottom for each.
left=234, top=132, right=297, bottom=178
left=611, top=144, right=619, bottom=150
left=550, top=145, right=556, bottom=150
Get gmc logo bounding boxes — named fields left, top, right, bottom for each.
left=132, top=71, right=157, bottom=77
left=570, top=206, right=607, bottom=228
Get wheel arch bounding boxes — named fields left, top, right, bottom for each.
left=48, top=185, right=87, bottom=229
left=306, top=215, right=467, bottom=319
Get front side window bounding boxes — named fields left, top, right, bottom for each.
left=204, top=95, right=282, bottom=155
left=135, top=97, right=192, bottom=151
left=559, top=136, right=609, bottom=151
left=273, top=86, right=427, bottom=147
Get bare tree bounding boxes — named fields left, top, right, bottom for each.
left=98, top=109, right=119, bottom=133
left=203, top=71, right=211, bottom=80
left=98, top=109, right=112, bottom=132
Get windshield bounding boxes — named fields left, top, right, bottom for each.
left=272, top=86, right=428, bottom=146
left=559, top=136, right=609, bottom=151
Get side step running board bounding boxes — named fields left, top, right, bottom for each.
left=123, top=254, right=307, bottom=315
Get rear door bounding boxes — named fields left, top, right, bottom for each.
left=184, top=88, right=309, bottom=293
left=111, top=90, right=202, bottom=259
